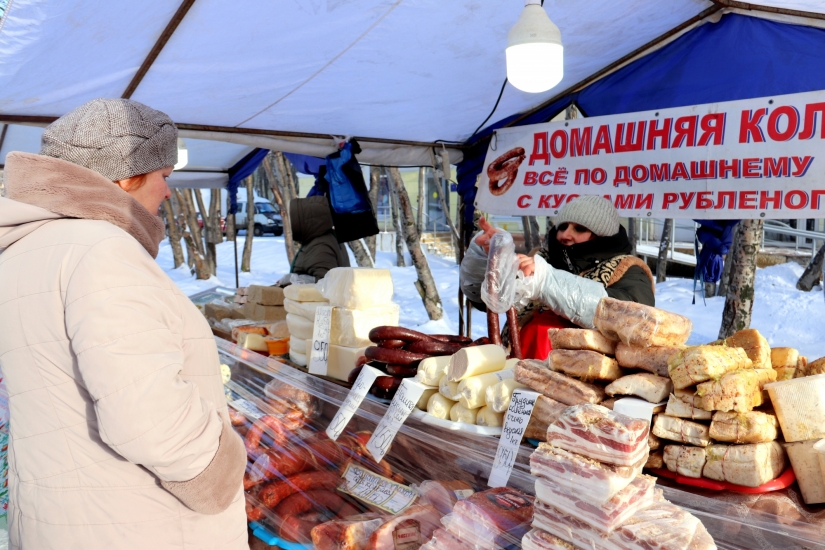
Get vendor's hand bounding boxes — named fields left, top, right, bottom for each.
left=517, top=254, right=535, bottom=277
left=474, top=217, right=501, bottom=254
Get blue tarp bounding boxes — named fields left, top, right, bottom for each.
left=284, top=152, right=325, bottom=176
left=226, top=148, right=268, bottom=214
left=457, top=13, right=825, bottom=222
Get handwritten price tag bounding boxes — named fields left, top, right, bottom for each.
left=308, top=306, right=333, bottom=375
left=228, top=398, right=263, bottom=420
left=366, top=379, right=428, bottom=463
left=339, top=463, right=417, bottom=515
left=326, top=365, right=384, bottom=441
left=488, top=390, right=539, bottom=488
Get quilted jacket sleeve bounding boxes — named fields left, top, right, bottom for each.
left=64, top=235, right=244, bottom=514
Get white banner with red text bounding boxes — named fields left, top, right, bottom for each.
left=475, top=90, right=825, bottom=219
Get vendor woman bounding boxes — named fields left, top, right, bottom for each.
left=461, top=196, right=655, bottom=359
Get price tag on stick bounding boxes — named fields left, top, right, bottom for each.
left=366, top=378, right=428, bottom=463
left=308, top=306, right=333, bottom=375
left=488, top=390, right=540, bottom=488
left=326, top=365, right=384, bottom=441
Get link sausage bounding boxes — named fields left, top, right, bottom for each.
left=365, top=346, right=429, bottom=367
left=404, top=340, right=463, bottom=356
left=369, top=326, right=432, bottom=343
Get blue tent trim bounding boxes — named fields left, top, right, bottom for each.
left=284, top=152, right=325, bottom=176
left=226, top=148, right=269, bottom=214
left=456, top=13, right=825, bottom=223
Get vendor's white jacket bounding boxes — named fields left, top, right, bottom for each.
left=0, top=152, right=248, bottom=549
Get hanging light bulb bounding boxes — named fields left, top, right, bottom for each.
left=506, top=0, right=563, bottom=93
left=174, top=138, right=188, bottom=171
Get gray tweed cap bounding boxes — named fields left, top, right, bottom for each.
left=40, top=98, right=178, bottom=182
left=555, top=195, right=621, bottom=237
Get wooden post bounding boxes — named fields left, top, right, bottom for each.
left=417, top=166, right=427, bottom=234
left=655, top=219, right=674, bottom=283
left=241, top=176, right=255, bottom=273
left=366, top=166, right=381, bottom=262
left=627, top=218, right=637, bottom=256
left=347, top=239, right=375, bottom=268
left=388, top=167, right=406, bottom=267
left=717, top=224, right=739, bottom=297
left=797, top=242, right=825, bottom=291
left=161, top=198, right=185, bottom=268
left=262, top=154, right=296, bottom=263
left=718, top=219, right=764, bottom=339
left=389, top=167, right=443, bottom=321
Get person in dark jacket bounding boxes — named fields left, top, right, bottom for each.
left=461, top=196, right=654, bottom=359
left=289, top=196, right=350, bottom=281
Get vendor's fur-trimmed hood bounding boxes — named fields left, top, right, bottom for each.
left=1, top=152, right=165, bottom=257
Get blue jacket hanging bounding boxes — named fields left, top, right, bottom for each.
left=693, top=219, right=738, bottom=304
left=321, top=140, right=379, bottom=243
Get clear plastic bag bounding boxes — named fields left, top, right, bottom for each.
left=459, top=236, right=488, bottom=305
left=593, top=297, right=693, bottom=347
left=481, top=232, right=520, bottom=314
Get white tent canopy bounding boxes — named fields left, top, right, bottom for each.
left=1, top=0, right=823, bottom=169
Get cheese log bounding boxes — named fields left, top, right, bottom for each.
left=703, top=442, right=786, bottom=487
left=708, top=410, right=778, bottom=444
left=326, top=344, right=369, bottom=382
left=289, top=349, right=307, bottom=367
left=447, top=344, right=507, bottom=382
left=283, top=298, right=327, bottom=321
left=515, top=359, right=605, bottom=405
left=458, top=370, right=515, bottom=409
left=283, top=283, right=327, bottom=302
left=547, top=328, right=618, bottom=355
left=614, top=343, right=685, bottom=377
left=239, top=332, right=269, bottom=352
left=504, top=358, right=520, bottom=370
left=720, top=328, right=771, bottom=369
left=427, top=393, right=455, bottom=419
left=416, top=356, right=451, bottom=386
left=663, top=445, right=707, bottom=478
left=668, top=346, right=753, bottom=390
left=416, top=388, right=439, bottom=410
left=450, top=402, right=479, bottom=424
left=330, top=304, right=400, bottom=348
left=547, top=349, right=623, bottom=382
left=665, top=390, right=712, bottom=420
left=784, top=440, right=825, bottom=504
left=486, top=378, right=528, bottom=413
left=439, top=374, right=462, bottom=400
left=605, top=373, right=672, bottom=403
left=696, top=368, right=776, bottom=413
left=808, top=357, right=825, bottom=376
left=593, top=297, right=692, bottom=347
left=286, top=313, right=314, bottom=341
left=243, top=302, right=287, bottom=321
left=524, top=395, right=568, bottom=441
left=288, top=337, right=307, bottom=355
left=648, top=432, right=661, bottom=451
left=652, top=415, right=711, bottom=447
left=316, top=267, right=394, bottom=309
left=476, top=406, right=504, bottom=427
left=645, top=451, right=664, bottom=470
left=774, top=367, right=796, bottom=381
left=247, top=285, right=285, bottom=306
left=771, top=347, right=799, bottom=369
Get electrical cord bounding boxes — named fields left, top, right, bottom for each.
left=468, top=77, right=508, bottom=143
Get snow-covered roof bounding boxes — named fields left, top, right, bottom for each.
left=1, top=0, right=822, bottom=171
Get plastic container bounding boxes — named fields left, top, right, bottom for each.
left=765, top=374, right=825, bottom=442
left=649, top=466, right=796, bottom=494
left=786, top=439, right=825, bottom=504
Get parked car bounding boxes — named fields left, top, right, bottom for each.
left=236, top=200, right=284, bottom=236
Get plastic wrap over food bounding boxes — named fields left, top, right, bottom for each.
left=481, top=232, right=520, bottom=314
left=418, top=480, right=474, bottom=516
left=442, top=487, right=534, bottom=550
left=310, top=512, right=388, bottom=550
left=593, top=298, right=692, bottom=347
left=460, top=236, right=489, bottom=306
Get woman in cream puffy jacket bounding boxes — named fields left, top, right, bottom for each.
left=0, top=99, right=248, bottom=549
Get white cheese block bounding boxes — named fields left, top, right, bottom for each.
left=289, top=349, right=307, bottom=367
left=785, top=440, right=825, bottom=504
left=283, top=298, right=327, bottom=321
left=284, top=283, right=327, bottom=302
left=416, top=356, right=452, bottom=386
left=458, top=370, right=516, bottom=409
left=416, top=388, right=439, bottom=410
left=476, top=406, right=505, bottom=427
left=326, top=344, right=369, bottom=382
left=286, top=313, right=314, bottom=341
left=486, top=379, right=528, bottom=413
left=240, top=332, right=269, bottom=352
left=427, top=393, right=455, bottom=419
left=439, top=374, right=462, bottom=400
left=289, top=337, right=308, bottom=355
left=316, top=267, right=394, bottom=309
left=447, top=344, right=507, bottom=382
left=330, top=304, right=400, bottom=348
left=450, top=402, right=479, bottom=424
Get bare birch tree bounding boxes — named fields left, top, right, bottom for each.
left=347, top=239, right=375, bottom=267
left=241, top=176, right=255, bottom=272
left=717, top=225, right=739, bottom=297
left=161, top=198, right=185, bottom=268
left=718, top=219, right=764, bottom=338
left=174, top=189, right=210, bottom=279
left=389, top=167, right=443, bottom=320
left=366, top=166, right=381, bottom=260
left=262, top=154, right=296, bottom=263
left=388, top=168, right=406, bottom=267
left=797, top=242, right=825, bottom=291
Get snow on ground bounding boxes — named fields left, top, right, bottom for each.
left=158, top=236, right=825, bottom=360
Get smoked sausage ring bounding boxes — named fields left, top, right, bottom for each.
left=487, top=147, right=525, bottom=196
left=365, top=346, right=429, bottom=367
